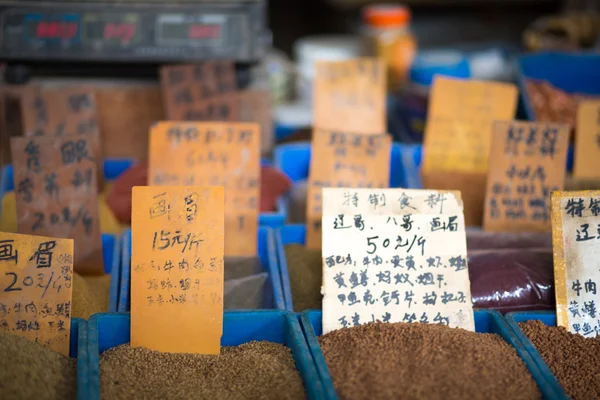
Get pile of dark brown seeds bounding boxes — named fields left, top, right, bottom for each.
left=519, top=320, right=600, bottom=399
left=284, top=244, right=321, bottom=311
left=100, top=341, right=305, bottom=400
left=0, top=331, right=76, bottom=400
left=319, top=322, right=541, bottom=400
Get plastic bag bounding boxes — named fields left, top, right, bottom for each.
left=466, top=230, right=552, bottom=251
left=224, top=272, right=268, bottom=309
left=468, top=248, right=554, bottom=313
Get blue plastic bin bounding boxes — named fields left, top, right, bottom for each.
left=301, top=309, right=562, bottom=400
left=274, top=142, right=423, bottom=190
left=117, top=226, right=285, bottom=312
left=0, top=159, right=287, bottom=227
left=505, top=311, right=570, bottom=399
left=275, top=224, right=307, bottom=311
left=86, top=311, right=325, bottom=400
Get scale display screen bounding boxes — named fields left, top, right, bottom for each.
left=0, top=2, right=266, bottom=62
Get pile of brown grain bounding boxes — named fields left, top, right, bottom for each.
left=100, top=341, right=305, bottom=400
left=319, top=321, right=541, bottom=400
left=284, top=244, right=321, bottom=311
left=72, top=273, right=110, bottom=319
left=519, top=320, right=600, bottom=399
left=0, top=330, right=76, bottom=400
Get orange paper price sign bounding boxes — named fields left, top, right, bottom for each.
left=313, top=58, right=386, bottom=134
left=306, top=130, right=391, bottom=249
left=10, top=135, right=104, bottom=275
left=149, top=122, right=260, bottom=257
left=160, top=63, right=238, bottom=121
left=0, top=232, right=74, bottom=356
left=573, top=101, right=600, bottom=179
left=131, top=186, right=224, bottom=354
left=422, top=77, right=518, bottom=174
left=483, top=121, right=570, bottom=232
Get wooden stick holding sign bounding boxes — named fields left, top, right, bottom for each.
left=321, top=188, right=474, bottom=335
left=313, top=58, right=386, bottom=134
left=552, top=190, right=600, bottom=338
left=305, top=130, right=391, bottom=249
left=10, top=135, right=104, bottom=275
left=483, top=120, right=570, bottom=232
left=131, top=186, right=224, bottom=354
left=0, top=232, right=74, bottom=356
left=148, top=122, right=260, bottom=257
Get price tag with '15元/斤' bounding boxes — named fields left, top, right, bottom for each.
left=0, top=232, right=74, bottom=356
left=321, top=188, right=474, bottom=335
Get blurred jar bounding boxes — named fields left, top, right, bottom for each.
left=362, top=4, right=416, bottom=92
left=399, top=50, right=470, bottom=142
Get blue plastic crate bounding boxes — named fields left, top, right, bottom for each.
left=505, top=311, right=570, bottom=399
left=275, top=224, right=307, bottom=311
left=273, top=142, right=423, bottom=190
left=1, top=159, right=287, bottom=227
left=117, top=226, right=285, bottom=312
left=86, top=311, right=325, bottom=400
left=301, top=309, right=562, bottom=400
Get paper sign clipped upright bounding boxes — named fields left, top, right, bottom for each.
left=313, top=58, right=386, bottom=134
left=306, top=130, right=391, bottom=249
left=422, top=77, right=518, bottom=174
left=552, top=191, right=600, bottom=338
left=160, top=62, right=238, bottom=121
left=321, top=188, right=474, bottom=335
left=148, top=121, right=259, bottom=257
left=484, top=121, right=570, bottom=232
left=10, top=135, right=104, bottom=275
left=573, top=101, right=600, bottom=180
left=131, top=186, right=224, bottom=354
left=0, top=232, right=74, bottom=356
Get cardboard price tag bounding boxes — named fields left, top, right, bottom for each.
left=0, top=232, right=74, bottom=356
left=484, top=121, right=570, bottom=232
left=131, top=186, right=224, bottom=354
left=313, top=58, right=386, bottom=134
left=160, top=62, right=238, bottom=121
left=573, top=101, right=600, bottom=180
left=321, top=188, right=474, bottom=334
left=10, top=135, right=104, bottom=275
left=148, top=122, right=260, bottom=257
left=552, top=190, right=600, bottom=337
left=306, top=130, right=391, bottom=249
left=422, top=77, right=518, bottom=174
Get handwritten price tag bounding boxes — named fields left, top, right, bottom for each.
left=0, top=232, right=73, bottom=356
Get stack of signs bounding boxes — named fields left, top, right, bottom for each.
left=421, top=77, right=518, bottom=226
left=483, top=121, right=570, bottom=232
left=131, top=186, right=224, bottom=354
left=552, top=191, right=600, bottom=337
left=148, top=122, right=260, bottom=257
left=307, top=58, right=390, bottom=248
left=321, top=188, right=474, bottom=334
left=0, top=232, right=74, bottom=355
left=10, top=135, right=104, bottom=275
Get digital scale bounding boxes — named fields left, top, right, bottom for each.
left=0, top=0, right=269, bottom=83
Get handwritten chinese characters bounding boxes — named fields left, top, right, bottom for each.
left=160, top=62, right=238, bottom=121
left=553, top=191, right=600, bottom=338
left=573, top=101, right=600, bottom=179
left=10, top=135, right=104, bottom=275
left=484, top=121, right=569, bottom=232
left=148, top=122, right=259, bottom=257
left=313, top=58, right=386, bottom=134
left=131, top=186, right=224, bottom=354
left=422, top=77, right=518, bottom=174
left=306, top=130, right=391, bottom=249
left=0, top=232, right=73, bottom=356
left=321, top=188, right=474, bottom=334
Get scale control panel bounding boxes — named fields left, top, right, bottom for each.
left=0, top=1, right=268, bottom=62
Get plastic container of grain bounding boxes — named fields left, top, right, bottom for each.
left=86, top=310, right=325, bottom=400
left=118, top=226, right=285, bottom=311
left=301, top=309, right=561, bottom=400
left=506, top=311, right=572, bottom=399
